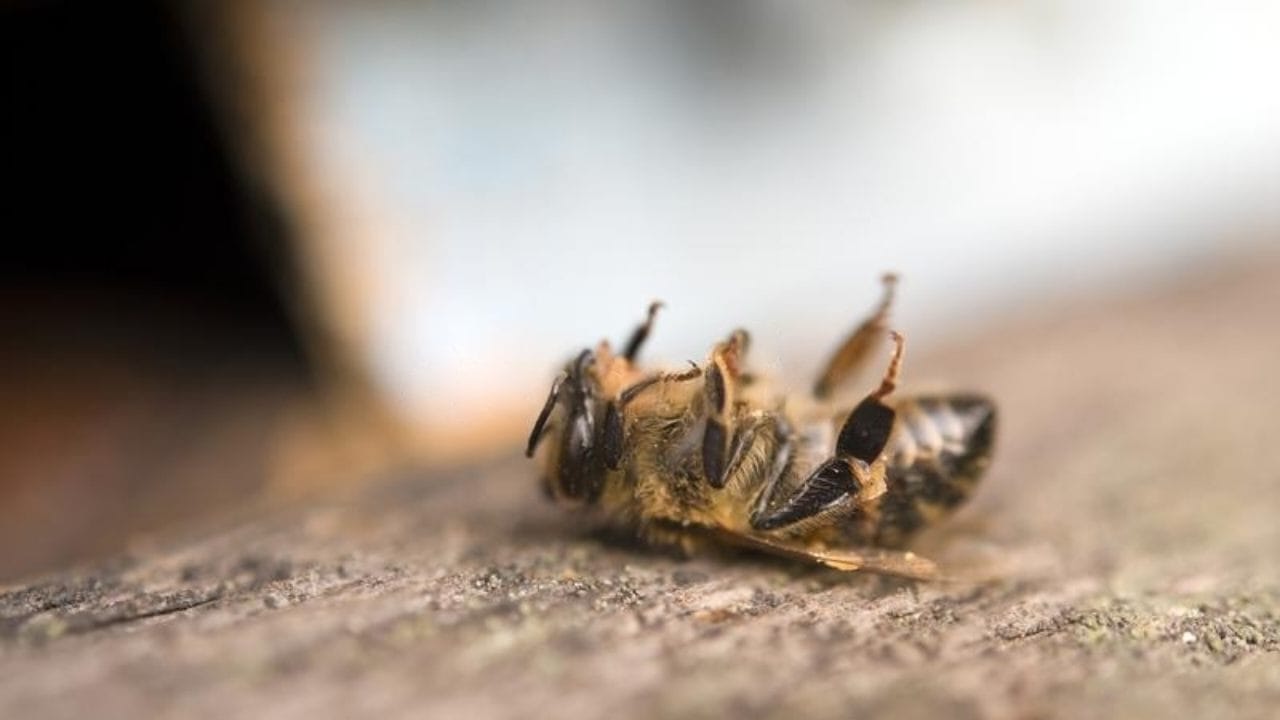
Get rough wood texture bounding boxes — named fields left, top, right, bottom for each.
left=3, top=259, right=1279, bottom=719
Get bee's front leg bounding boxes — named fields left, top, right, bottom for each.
left=701, top=329, right=750, bottom=488
left=620, top=300, right=663, bottom=363
left=603, top=364, right=702, bottom=470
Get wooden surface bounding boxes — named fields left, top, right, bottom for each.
left=0, top=292, right=310, bottom=580
left=3, top=258, right=1279, bottom=719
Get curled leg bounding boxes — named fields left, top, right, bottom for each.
left=752, top=331, right=905, bottom=531
left=835, top=330, right=904, bottom=463
left=812, top=273, right=897, bottom=400
left=621, top=301, right=664, bottom=363
left=601, top=363, right=702, bottom=470
left=702, top=330, right=749, bottom=488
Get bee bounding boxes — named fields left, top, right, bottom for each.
left=525, top=275, right=996, bottom=579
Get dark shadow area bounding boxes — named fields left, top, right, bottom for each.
left=1, top=0, right=308, bottom=581
left=2, top=0, right=299, bottom=328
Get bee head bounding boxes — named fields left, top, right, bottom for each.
left=526, top=349, right=606, bottom=503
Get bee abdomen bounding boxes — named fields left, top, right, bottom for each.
left=869, top=394, right=996, bottom=546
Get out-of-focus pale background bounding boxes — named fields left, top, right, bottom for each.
left=263, top=0, right=1280, bottom=434
left=3, top=0, right=1278, bottom=580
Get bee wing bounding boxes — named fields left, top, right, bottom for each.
left=709, top=527, right=939, bottom=581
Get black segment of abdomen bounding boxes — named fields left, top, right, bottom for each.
left=871, top=394, right=997, bottom=546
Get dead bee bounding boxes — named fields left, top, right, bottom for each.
left=525, top=275, right=995, bottom=579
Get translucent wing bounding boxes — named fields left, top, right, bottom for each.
left=709, top=527, right=939, bottom=581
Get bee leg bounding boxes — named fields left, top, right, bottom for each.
left=556, top=349, right=606, bottom=500
left=616, top=365, right=701, bottom=419
left=721, top=414, right=766, bottom=487
left=602, top=400, right=625, bottom=470
left=812, top=273, right=897, bottom=400
left=526, top=372, right=566, bottom=458
left=603, top=366, right=703, bottom=471
left=833, top=329, right=903, bottom=461
left=702, top=330, right=749, bottom=488
left=600, top=303, right=674, bottom=469
left=621, top=301, right=664, bottom=363
left=752, top=332, right=905, bottom=531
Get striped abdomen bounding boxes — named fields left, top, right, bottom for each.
left=858, top=394, right=996, bottom=546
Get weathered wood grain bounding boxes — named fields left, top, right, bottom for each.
left=3, top=258, right=1279, bottom=719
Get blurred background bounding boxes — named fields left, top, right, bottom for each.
left=3, top=0, right=1278, bottom=581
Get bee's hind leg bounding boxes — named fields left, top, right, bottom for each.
left=752, top=332, right=905, bottom=531
left=813, top=273, right=897, bottom=400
